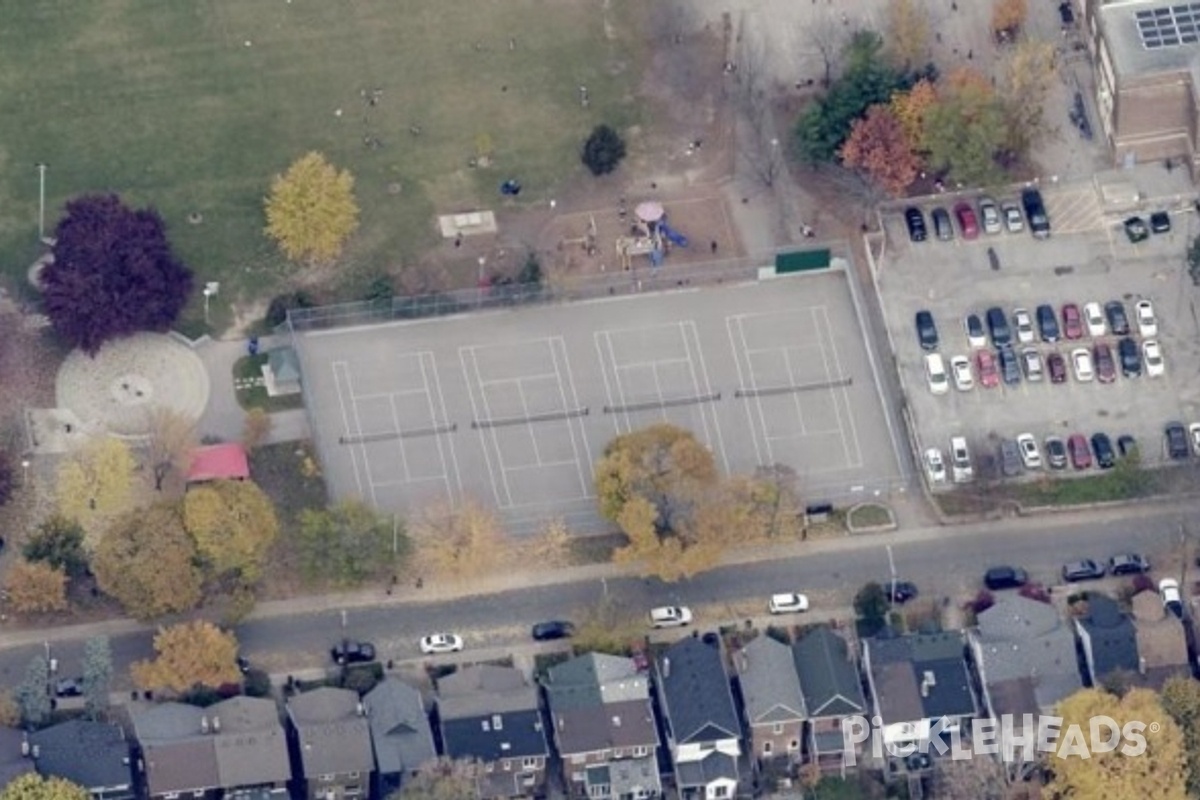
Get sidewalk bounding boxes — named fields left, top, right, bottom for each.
left=193, top=333, right=310, bottom=444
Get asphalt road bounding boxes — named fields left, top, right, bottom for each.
left=2, top=502, right=1195, bottom=691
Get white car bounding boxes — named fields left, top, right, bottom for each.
left=1013, top=308, right=1035, bottom=344
left=924, top=447, right=947, bottom=484
left=925, top=353, right=949, bottom=395
left=1143, top=340, right=1165, bottom=377
left=1071, top=347, right=1095, bottom=382
left=949, top=436, right=973, bottom=483
left=1135, top=300, right=1157, bottom=337
left=768, top=593, right=810, bottom=614
left=950, top=355, right=973, bottom=391
left=419, top=633, right=464, bottom=655
left=1160, top=578, right=1183, bottom=617
left=1083, top=302, right=1106, bottom=337
left=1002, top=203, right=1025, bottom=233
left=649, top=606, right=693, bottom=628
left=979, top=197, right=1003, bottom=234
left=1190, top=423, right=1200, bottom=455
left=1016, top=433, right=1042, bottom=469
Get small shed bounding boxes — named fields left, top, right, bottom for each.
left=263, top=347, right=302, bottom=396
left=187, top=443, right=250, bottom=484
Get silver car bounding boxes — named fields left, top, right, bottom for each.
left=979, top=197, right=1003, bottom=234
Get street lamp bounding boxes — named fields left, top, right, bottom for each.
left=35, top=163, right=48, bottom=244
left=20, top=459, right=30, bottom=487
left=202, top=282, right=220, bottom=325
left=886, top=545, right=898, bottom=606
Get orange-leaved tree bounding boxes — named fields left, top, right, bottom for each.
left=839, top=104, right=921, bottom=198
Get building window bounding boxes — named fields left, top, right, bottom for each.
left=503, top=760, right=512, bottom=771
left=522, top=757, right=539, bottom=770
left=634, top=790, right=649, bottom=799
left=712, top=785, right=729, bottom=799
left=493, top=714, right=504, bottom=730
left=788, top=740, right=800, bottom=752
left=572, top=754, right=587, bottom=764
left=319, top=774, right=335, bottom=782
left=347, top=772, right=360, bottom=780
left=485, top=763, right=494, bottom=773
left=632, top=746, right=648, bottom=757
left=773, top=723, right=784, bottom=735
left=763, top=741, right=773, bottom=756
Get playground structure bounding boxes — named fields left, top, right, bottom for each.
left=558, top=213, right=598, bottom=256
left=614, top=201, right=690, bottom=271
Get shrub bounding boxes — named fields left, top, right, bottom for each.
left=968, top=589, right=995, bottom=615
left=1131, top=574, right=1155, bottom=595
left=581, top=125, right=627, bottom=176
left=264, top=290, right=316, bottom=328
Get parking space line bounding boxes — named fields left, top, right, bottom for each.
left=459, top=346, right=512, bottom=508
left=420, top=351, right=463, bottom=507
left=683, top=320, right=730, bottom=473
left=334, top=362, right=380, bottom=507
left=551, top=336, right=595, bottom=498
left=331, top=361, right=368, bottom=502
left=725, top=315, right=766, bottom=466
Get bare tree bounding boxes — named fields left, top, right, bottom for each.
left=796, top=11, right=849, bottom=88
left=734, top=30, right=785, bottom=188
left=145, top=406, right=197, bottom=491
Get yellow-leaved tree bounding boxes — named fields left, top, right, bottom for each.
left=131, top=620, right=241, bottom=693
left=56, top=437, right=135, bottom=533
left=0, top=774, right=89, bottom=800
left=264, top=151, right=360, bottom=265
left=3, top=560, right=68, bottom=613
left=183, top=479, right=279, bottom=582
left=92, top=502, right=202, bottom=620
left=411, top=497, right=508, bottom=582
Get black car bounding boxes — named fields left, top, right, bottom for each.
left=904, top=207, right=927, bottom=242
left=1110, top=553, right=1151, bottom=575
left=54, top=678, right=83, bottom=698
left=1150, top=210, right=1171, bottom=233
left=986, top=306, right=1012, bottom=346
left=931, top=207, right=954, bottom=241
left=1091, top=433, right=1115, bottom=469
left=331, top=640, right=377, bottom=665
left=886, top=581, right=919, bottom=603
left=1045, top=436, right=1068, bottom=469
left=997, top=346, right=1020, bottom=385
left=1062, top=559, right=1105, bottom=582
left=1021, top=188, right=1050, bottom=238
left=1123, top=216, right=1149, bottom=243
left=1118, top=434, right=1138, bottom=459
left=984, top=566, right=1028, bottom=591
left=1166, top=422, right=1190, bottom=460
left=1036, top=303, right=1060, bottom=342
left=531, top=620, right=576, bottom=641
left=915, top=310, right=939, bottom=351
left=965, top=313, right=985, bottom=345
left=1106, top=301, right=1130, bottom=335
left=1117, top=336, right=1140, bottom=377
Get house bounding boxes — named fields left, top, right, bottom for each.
left=286, top=687, right=374, bottom=800
left=131, top=697, right=291, bottom=799
left=970, top=596, right=1083, bottom=729
left=364, top=678, right=438, bottom=796
left=1081, top=0, right=1200, bottom=173
left=263, top=347, right=302, bottom=396
left=862, top=631, right=976, bottom=753
left=734, top=635, right=805, bottom=766
left=0, top=726, right=35, bottom=786
left=1074, top=593, right=1140, bottom=686
left=792, top=626, right=868, bottom=772
left=543, top=652, right=661, bottom=800
left=437, top=665, right=550, bottom=799
left=1130, top=589, right=1190, bottom=689
left=655, top=636, right=741, bottom=800
left=187, top=442, right=250, bottom=484
left=26, top=719, right=136, bottom=800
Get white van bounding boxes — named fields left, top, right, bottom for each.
left=950, top=436, right=974, bottom=483
left=924, top=353, right=949, bottom=395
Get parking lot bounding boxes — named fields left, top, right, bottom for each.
left=876, top=188, right=1200, bottom=484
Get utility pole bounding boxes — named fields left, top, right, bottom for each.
left=35, top=163, right=48, bottom=243
left=887, top=544, right=898, bottom=606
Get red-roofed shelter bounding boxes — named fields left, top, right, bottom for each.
left=187, top=443, right=250, bottom=484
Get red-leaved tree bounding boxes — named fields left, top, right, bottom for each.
left=41, top=194, right=193, bottom=355
left=838, top=104, right=922, bottom=198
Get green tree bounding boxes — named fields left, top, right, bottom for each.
left=1187, top=234, right=1200, bottom=285
left=581, top=125, right=627, bottom=176
left=81, top=636, right=113, bottom=719
left=922, top=69, right=1008, bottom=186
left=23, top=515, right=88, bottom=578
left=297, top=500, right=401, bottom=585
left=390, top=758, right=481, bottom=800
left=131, top=621, right=241, bottom=693
left=93, top=503, right=202, bottom=620
left=0, top=774, right=90, bottom=800
left=853, top=582, right=889, bottom=631
left=183, top=479, right=279, bottom=581
left=264, top=151, right=360, bottom=265
left=14, top=655, right=50, bottom=727
left=1161, top=674, right=1200, bottom=798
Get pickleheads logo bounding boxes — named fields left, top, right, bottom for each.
left=840, top=714, right=1154, bottom=765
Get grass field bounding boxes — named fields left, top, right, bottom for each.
left=0, top=1, right=644, bottom=329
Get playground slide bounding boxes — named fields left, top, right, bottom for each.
left=659, top=222, right=688, bottom=247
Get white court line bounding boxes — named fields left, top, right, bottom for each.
left=373, top=475, right=450, bottom=489
left=810, top=306, right=859, bottom=469
left=333, top=363, right=379, bottom=507
left=675, top=320, right=714, bottom=456
left=730, top=316, right=774, bottom=467
left=724, top=316, right=765, bottom=466
left=602, top=331, right=635, bottom=433
left=458, top=346, right=512, bottom=508
left=650, top=362, right=669, bottom=425
left=613, top=356, right=694, bottom=371
left=683, top=320, right=730, bottom=474
left=514, top=379, right=545, bottom=466
left=742, top=342, right=825, bottom=358
left=385, top=394, right=413, bottom=483
left=503, top=459, right=580, bottom=473
left=817, top=305, right=864, bottom=468
left=592, top=331, right=625, bottom=436
left=467, top=346, right=518, bottom=507
left=550, top=337, right=594, bottom=498
left=331, top=361, right=368, bottom=501
left=351, top=386, right=436, bottom=402
left=419, top=351, right=461, bottom=506
left=477, top=371, right=561, bottom=388
left=780, top=347, right=810, bottom=437
left=766, top=427, right=844, bottom=442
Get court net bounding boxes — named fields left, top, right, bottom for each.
left=470, top=407, right=589, bottom=429
left=339, top=423, right=458, bottom=444
left=603, top=392, right=722, bottom=414
left=734, top=377, right=852, bottom=398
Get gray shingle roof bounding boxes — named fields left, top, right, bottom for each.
left=973, top=596, right=1082, bottom=712
left=656, top=637, right=739, bottom=744
left=675, top=751, right=738, bottom=787
left=364, top=679, right=437, bottom=777
left=287, top=687, right=374, bottom=778
left=209, top=696, right=291, bottom=790
left=544, top=653, right=657, bottom=756
left=736, top=635, right=806, bottom=725
left=867, top=631, right=975, bottom=722
left=0, top=726, right=34, bottom=786
left=792, top=626, right=866, bottom=718
left=545, top=653, right=648, bottom=709
left=28, top=720, right=134, bottom=794
left=1076, top=594, right=1140, bottom=681
left=438, top=665, right=537, bottom=720
left=437, top=666, right=548, bottom=763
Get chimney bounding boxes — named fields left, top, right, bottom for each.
left=1139, top=656, right=1148, bottom=675
left=920, top=671, right=936, bottom=698
left=212, top=716, right=221, bottom=732
left=31, top=745, right=39, bottom=760
left=663, top=658, right=671, bottom=678
left=200, top=716, right=209, bottom=734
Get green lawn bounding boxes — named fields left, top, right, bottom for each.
left=233, top=353, right=304, bottom=411
left=0, top=1, right=643, bottom=328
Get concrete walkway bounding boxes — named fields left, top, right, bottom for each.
left=194, top=334, right=310, bottom=445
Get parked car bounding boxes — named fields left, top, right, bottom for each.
left=1117, top=435, right=1138, bottom=459
left=976, top=349, right=1000, bottom=388
left=1091, top=433, right=1116, bottom=469
left=924, top=447, right=947, bottom=484
left=986, top=306, right=1012, bottom=346
left=954, top=201, right=979, bottom=239
left=950, top=355, right=973, bottom=391
left=1166, top=422, right=1190, bottom=460
left=1110, top=553, right=1150, bottom=575
left=1123, top=216, right=1149, bottom=243
left=1036, top=303, right=1060, bottom=342
left=1083, top=301, right=1107, bottom=337
left=1046, top=351, right=1067, bottom=384
left=916, top=310, right=939, bottom=350
left=1013, top=308, right=1035, bottom=344
left=979, top=197, right=1002, bottom=234
left=1045, top=436, right=1068, bottom=470
left=1062, top=303, right=1084, bottom=339
left=1135, top=300, right=1158, bottom=337
left=649, top=606, right=693, bottom=628
left=1021, top=188, right=1050, bottom=238
left=931, top=207, right=954, bottom=240
left=531, top=621, right=576, bottom=641
left=950, top=436, right=974, bottom=483
left=419, top=633, right=465, bottom=654
left=1016, top=433, right=1042, bottom=469
left=1105, top=301, right=1130, bottom=335
left=1002, top=202, right=1025, bottom=233
left=1143, top=339, right=1165, bottom=377
left=1117, top=337, right=1140, bottom=377
left=997, top=346, right=1020, bottom=385
left=999, top=439, right=1023, bottom=477
left=1189, top=422, right=1200, bottom=455
left=1020, top=347, right=1043, bottom=382
left=1067, top=433, right=1092, bottom=469
left=964, top=313, right=987, bottom=348
left=1062, top=560, right=1105, bottom=582
left=1150, top=210, right=1171, bottom=233
left=54, top=678, right=83, bottom=698
left=887, top=581, right=919, bottom=603
left=1160, top=578, right=1184, bottom=618
left=904, top=207, right=927, bottom=242
left=1070, top=347, right=1094, bottom=382
left=984, top=566, right=1029, bottom=590
left=925, top=353, right=949, bottom=395
left=1093, top=342, right=1116, bottom=383
left=331, top=641, right=377, bottom=664
left=768, top=593, right=810, bottom=614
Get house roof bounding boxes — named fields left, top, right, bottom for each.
left=287, top=687, right=374, bottom=778
left=438, top=665, right=538, bottom=720
left=1098, top=0, right=1200, bottom=80
left=28, top=720, right=134, bottom=793
left=973, top=596, right=1082, bottom=712
left=736, top=635, right=806, bottom=725
left=1131, top=591, right=1189, bottom=687
left=187, top=443, right=250, bottom=483
left=656, top=637, right=740, bottom=745
left=209, top=696, right=292, bottom=790
left=364, top=678, right=437, bottom=777
left=792, top=626, right=867, bottom=718
left=1076, top=594, right=1140, bottom=681
left=674, top=751, right=738, bottom=788
left=437, top=666, right=548, bottom=763
left=867, top=631, right=975, bottom=722
left=545, top=653, right=648, bottom=708
left=267, top=347, right=301, bottom=383
left=0, top=726, right=34, bottom=786
left=544, top=654, right=656, bottom=755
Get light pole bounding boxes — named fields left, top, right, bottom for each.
left=886, top=544, right=898, bottom=606
left=392, top=514, right=399, bottom=555
left=20, top=459, right=29, bottom=487
left=202, top=282, right=219, bottom=325
left=35, top=163, right=48, bottom=244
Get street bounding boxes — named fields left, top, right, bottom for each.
left=2, top=500, right=1196, bottom=689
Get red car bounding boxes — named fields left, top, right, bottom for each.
left=1047, top=352, right=1068, bottom=384
left=1093, top=342, right=1116, bottom=383
left=976, top=349, right=1000, bottom=388
left=1062, top=304, right=1084, bottom=340
left=954, top=202, right=980, bottom=240
left=1068, top=434, right=1093, bottom=469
